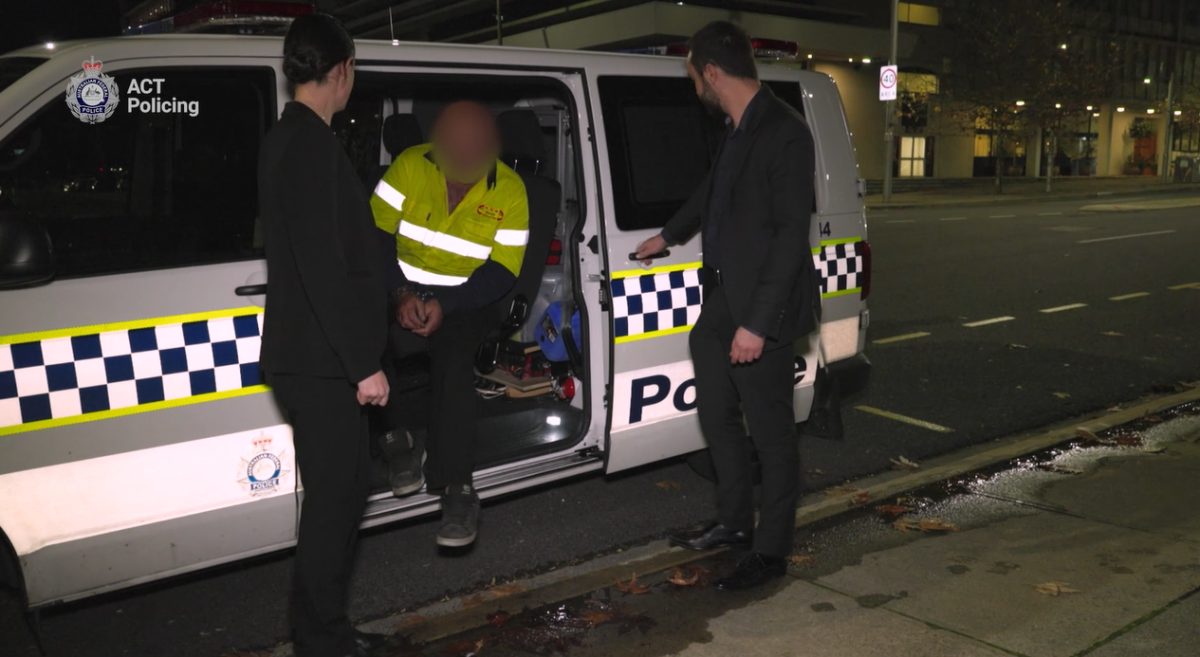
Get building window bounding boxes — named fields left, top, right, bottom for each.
left=899, top=137, right=927, bottom=177
left=898, top=2, right=940, bottom=26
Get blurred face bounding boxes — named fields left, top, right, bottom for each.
left=687, top=58, right=723, bottom=116
left=432, top=102, right=500, bottom=186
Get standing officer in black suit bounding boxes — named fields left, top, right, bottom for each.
left=636, top=20, right=819, bottom=591
left=258, top=14, right=391, bottom=657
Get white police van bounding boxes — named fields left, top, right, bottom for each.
left=0, top=33, right=870, bottom=611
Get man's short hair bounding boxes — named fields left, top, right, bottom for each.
left=687, top=21, right=758, bottom=81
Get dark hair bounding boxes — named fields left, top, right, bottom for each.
left=687, top=21, right=758, bottom=81
left=282, top=13, right=355, bottom=86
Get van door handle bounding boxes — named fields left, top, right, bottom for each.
left=235, top=284, right=267, bottom=296
left=629, top=249, right=670, bottom=260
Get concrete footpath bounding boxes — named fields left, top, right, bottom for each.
left=865, top=176, right=1200, bottom=210
left=378, top=407, right=1200, bottom=657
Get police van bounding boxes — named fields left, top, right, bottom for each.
left=0, top=33, right=870, bottom=611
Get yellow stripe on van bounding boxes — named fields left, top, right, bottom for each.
left=0, top=307, right=264, bottom=346
left=610, top=261, right=704, bottom=280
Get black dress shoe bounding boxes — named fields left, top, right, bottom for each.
left=714, top=552, right=787, bottom=591
left=352, top=629, right=389, bottom=656
left=669, top=522, right=752, bottom=551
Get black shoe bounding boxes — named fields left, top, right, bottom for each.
left=714, top=552, right=788, bottom=591
left=352, top=628, right=389, bottom=656
left=383, top=430, right=425, bottom=497
left=669, top=522, right=752, bottom=551
left=438, top=484, right=480, bottom=547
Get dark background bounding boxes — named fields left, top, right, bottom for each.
left=0, top=1, right=123, bottom=54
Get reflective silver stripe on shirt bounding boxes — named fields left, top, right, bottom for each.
left=494, top=229, right=530, bottom=246
left=374, top=179, right=407, bottom=211
left=398, top=260, right=469, bottom=286
left=397, top=220, right=493, bottom=260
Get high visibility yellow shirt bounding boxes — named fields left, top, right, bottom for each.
left=370, top=144, right=529, bottom=286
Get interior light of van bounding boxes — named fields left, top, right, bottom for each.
left=546, top=415, right=562, bottom=426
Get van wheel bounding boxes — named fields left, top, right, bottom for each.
left=686, top=449, right=762, bottom=485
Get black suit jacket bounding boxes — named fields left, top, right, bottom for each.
left=662, top=86, right=820, bottom=344
left=258, top=102, right=388, bottom=384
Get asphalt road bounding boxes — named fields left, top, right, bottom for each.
left=2, top=192, right=1198, bottom=657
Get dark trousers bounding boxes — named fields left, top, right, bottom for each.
left=270, top=373, right=371, bottom=657
left=381, top=306, right=496, bottom=490
left=689, top=286, right=799, bottom=558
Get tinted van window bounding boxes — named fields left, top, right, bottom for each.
left=0, top=67, right=274, bottom=278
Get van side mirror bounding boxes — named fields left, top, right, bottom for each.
left=0, top=214, right=55, bottom=289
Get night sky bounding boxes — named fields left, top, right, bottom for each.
left=0, top=0, right=124, bottom=54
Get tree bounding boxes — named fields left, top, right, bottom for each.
left=936, top=0, right=1115, bottom=193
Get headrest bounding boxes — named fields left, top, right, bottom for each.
left=496, top=110, right=545, bottom=169
left=382, top=113, right=423, bottom=159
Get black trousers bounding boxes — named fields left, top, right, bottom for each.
left=270, top=373, right=371, bottom=657
left=689, top=286, right=799, bottom=558
left=381, top=306, right=496, bottom=490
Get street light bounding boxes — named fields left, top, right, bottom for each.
left=1086, top=105, right=1093, bottom=111
left=1117, top=107, right=1126, bottom=112
left=1147, top=109, right=1155, bottom=114
left=1144, top=78, right=1152, bottom=84
left=1055, top=103, right=1062, bottom=109
left=1016, top=100, right=1026, bottom=106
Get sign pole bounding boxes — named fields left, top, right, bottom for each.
left=882, top=0, right=899, bottom=202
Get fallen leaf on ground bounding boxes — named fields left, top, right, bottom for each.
left=875, top=504, right=914, bottom=515
left=1006, top=343, right=1028, bottom=349
left=890, top=455, right=920, bottom=470
left=824, top=484, right=861, bottom=497
left=616, top=573, right=651, bottom=595
left=487, top=610, right=511, bottom=627
left=1100, top=331, right=1123, bottom=337
left=1143, top=414, right=1164, bottom=423
left=1040, top=463, right=1084, bottom=475
left=1053, top=392, right=1072, bottom=399
left=893, top=517, right=922, bottom=532
left=1076, top=428, right=1101, bottom=441
left=850, top=491, right=872, bottom=505
left=919, top=518, right=960, bottom=532
left=460, top=593, right=488, bottom=608
left=789, top=554, right=817, bottom=566
left=1115, top=434, right=1144, bottom=447
left=1035, top=581, right=1081, bottom=596
left=1107, top=405, right=1123, bottom=412
left=1143, top=445, right=1167, bottom=454
left=667, top=567, right=699, bottom=586
left=655, top=480, right=682, bottom=491
left=488, top=584, right=529, bottom=596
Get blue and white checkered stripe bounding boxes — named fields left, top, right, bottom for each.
left=611, top=267, right=703, bottom=341
left=0, top=312, right=264, bottom=432
left=815, top=242, right=862, bottom=296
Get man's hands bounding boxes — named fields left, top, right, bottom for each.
left=357, top=370, right=389, bottom=406
left=412, top=299, right=443, bottom=337
left=634, top=234, right=668, bottom=264
left=396, top=291, right=443, bottom=337
left=730, top=327, right=765, bottom=365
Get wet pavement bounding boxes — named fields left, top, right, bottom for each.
left=366, top=404, right=1200, bottom=657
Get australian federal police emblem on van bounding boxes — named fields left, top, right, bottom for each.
left=65, top=57, right=120, bottom=124
left=237, top=434, right=290, bottom=498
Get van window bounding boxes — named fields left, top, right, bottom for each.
left=0, top=57, right=46, bottom=96
left=598, top=76, right=806, bottom=232
left=0, top=67, right=274, bottom=278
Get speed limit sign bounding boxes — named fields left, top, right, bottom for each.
left=879, top=65, right=898, bottom=101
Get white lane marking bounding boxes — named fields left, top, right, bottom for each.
left=855, top=406, right=954, bottom=433
left=873, top=331, right=931, bottom=344
left=1038, top=212, right=1063, bottom=216
left=1040, top=303, right=1088, bottom=314
left=1110, top=292, right=1151, bottom=301
left=1077, top=230, right=1176, bottom=244
left=989, top=214, right=1016, bottom=218
left=1169, top=282, right=1200, bottom=290
left=940, top=216, right=967, bottom=221
left=963, top=316, right=1016, bottom=327
left=887, top=219, right=917, bottom=224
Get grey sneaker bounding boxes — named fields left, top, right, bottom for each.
left=383, top=430, right=425, bottom=498
left=437, top=484, right=480, bottom=547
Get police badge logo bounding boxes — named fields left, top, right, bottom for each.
left=237, top=434, right=291, bottom=498
left=65, top=57, right=120, bottom=124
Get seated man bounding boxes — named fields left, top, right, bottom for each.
left=370, top=101, right=529, bottom=547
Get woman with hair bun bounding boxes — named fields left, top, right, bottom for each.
left=258, top=13, right=390, bottom=657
